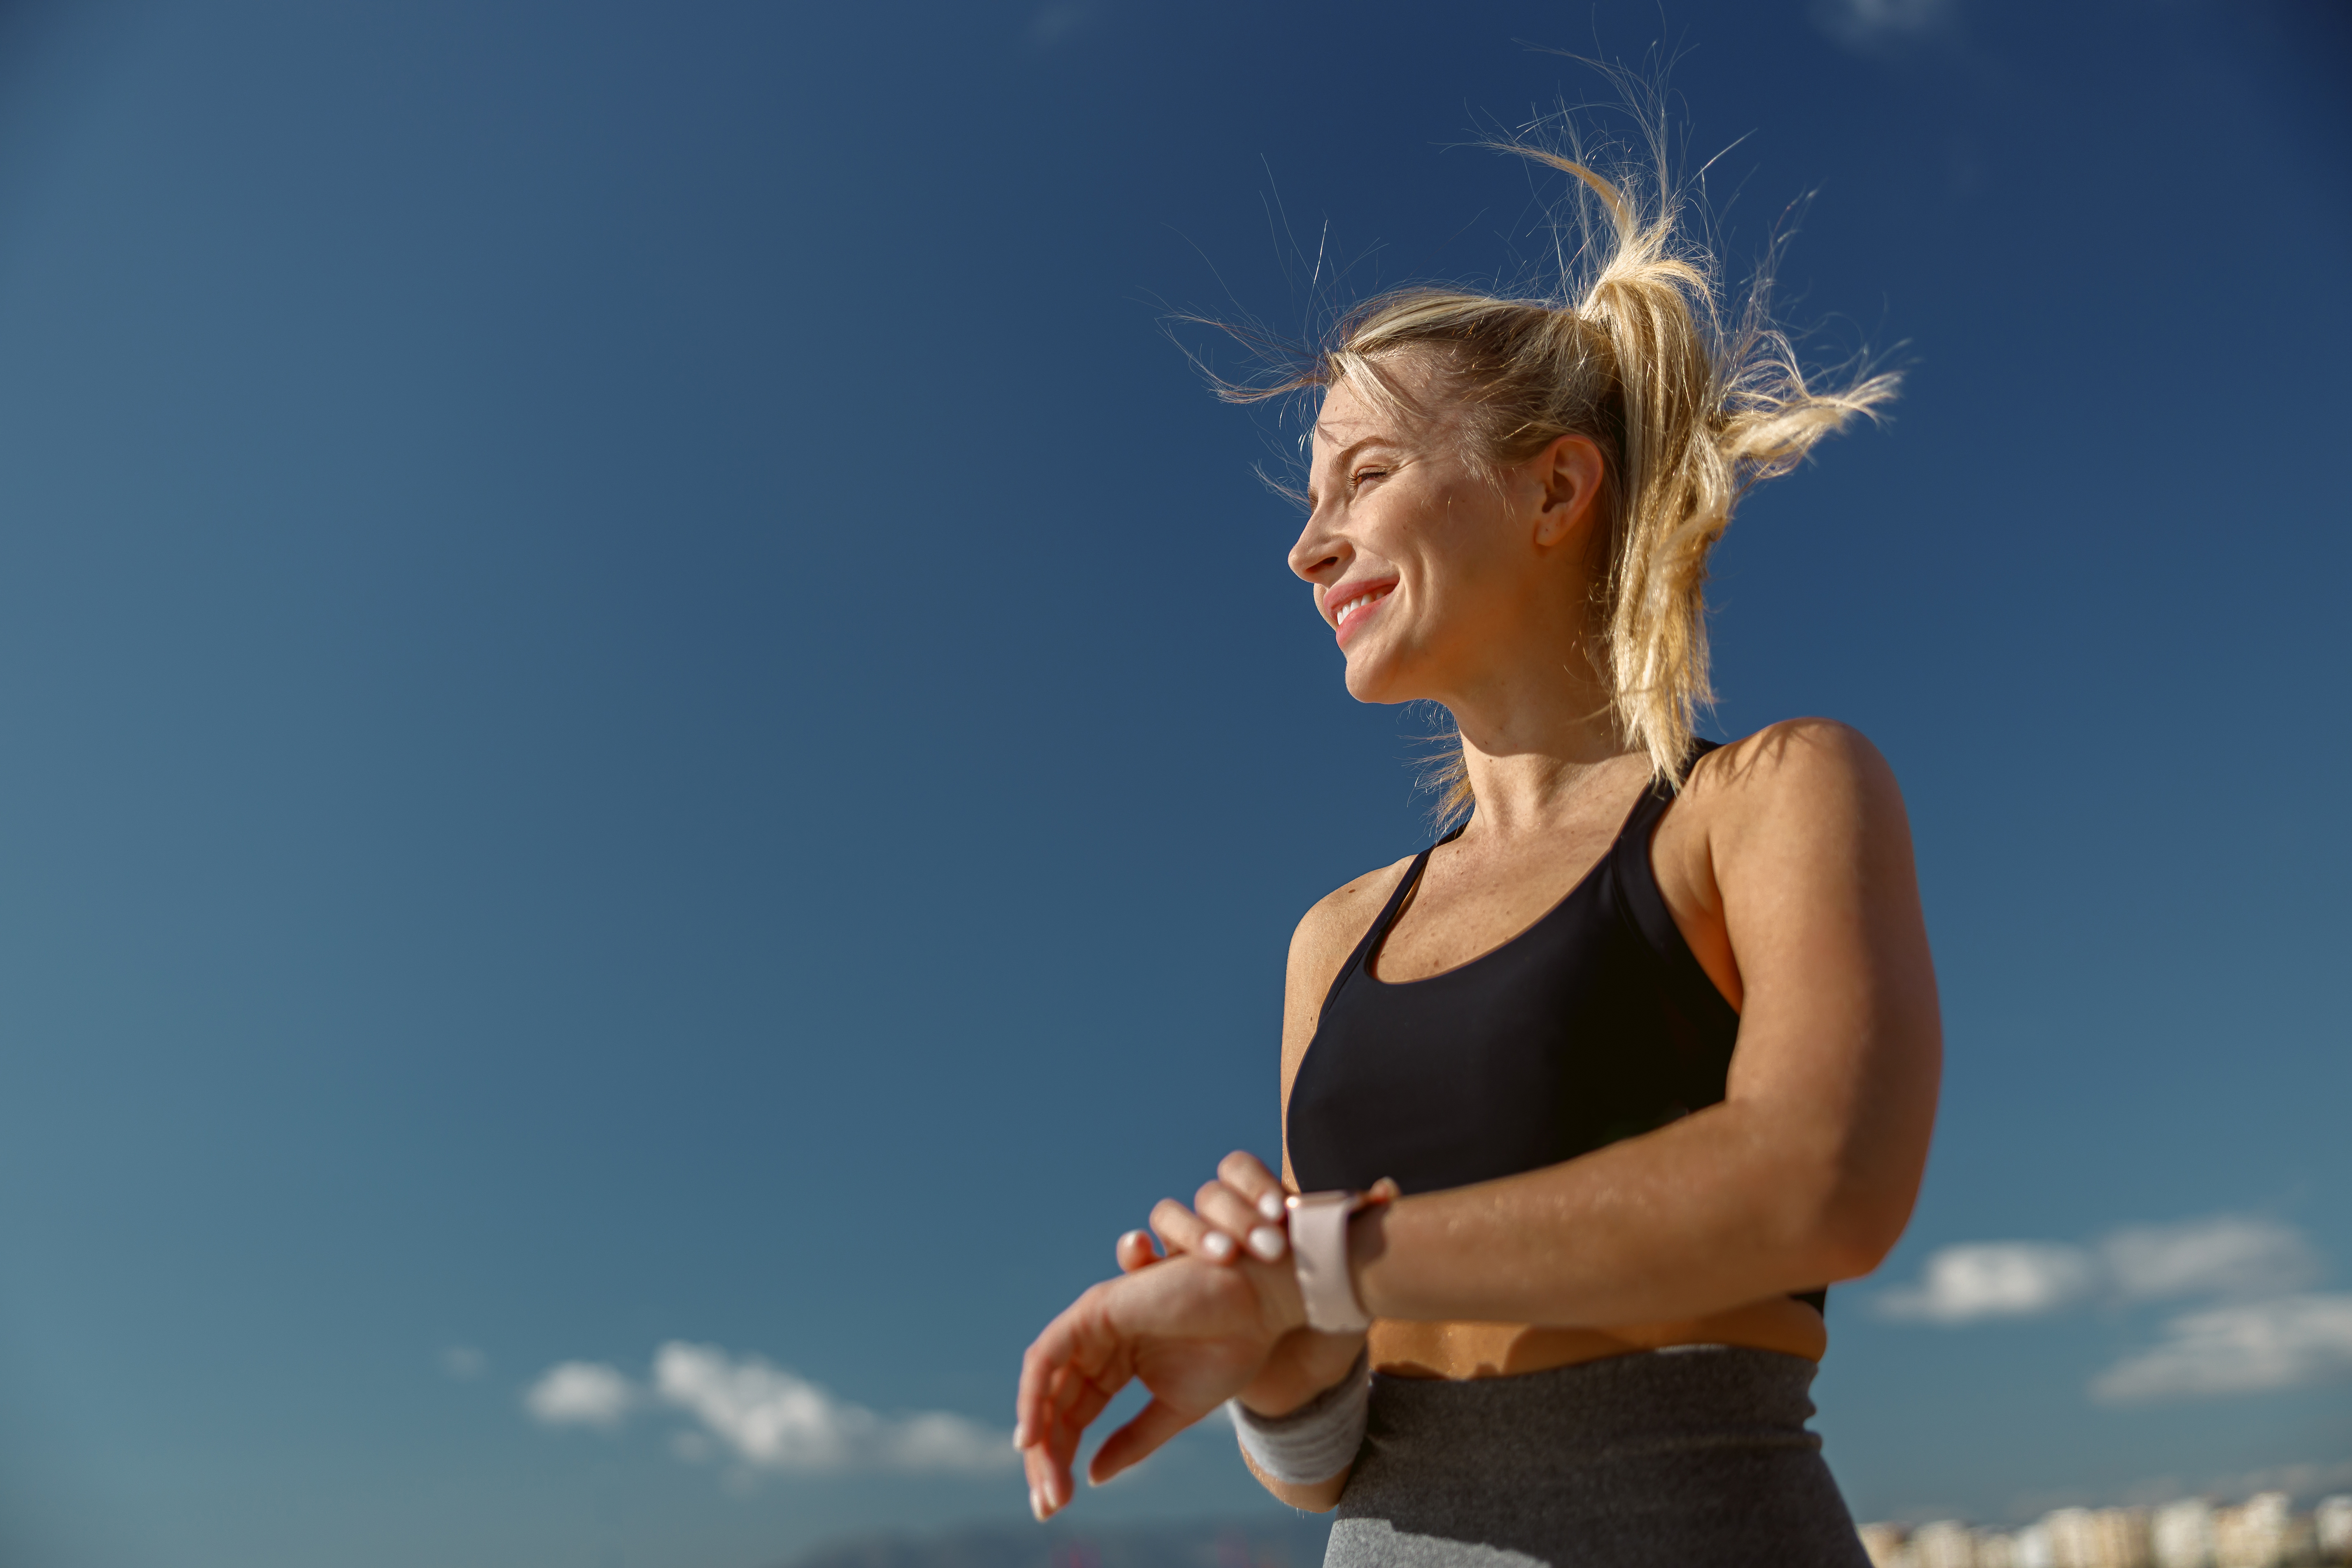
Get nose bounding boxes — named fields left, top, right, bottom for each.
left=1288, top=507, right=1344, bottom=586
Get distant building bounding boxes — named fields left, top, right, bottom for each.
left=2213, top=1493, right=2291, bottom=1568
left=1913, top=1521, right=1976, bottom=1568
left=1859, top=1522, right=1909, bottom=1568
left=1856, top=1490, right=2349, bottom=1568
left=2317, top=1496, right=2352, bottom=1562
left=2153, top=1499, right=2214, bottom=1568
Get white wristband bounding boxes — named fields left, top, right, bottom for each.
left=1226, top=1346, right=1371, bottom=1485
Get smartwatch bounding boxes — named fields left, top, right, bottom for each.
left=1284, top=1188, right=1392, bottom=1334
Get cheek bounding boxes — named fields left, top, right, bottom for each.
left=1402, top=488, right=1510, bottom=588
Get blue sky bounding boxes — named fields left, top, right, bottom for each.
left=0, top=1, right=2346, bottom=1564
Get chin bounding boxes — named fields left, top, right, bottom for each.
left=1340, top=654, right=1414, bottom=707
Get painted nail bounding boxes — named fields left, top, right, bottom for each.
left=1201, top=1230, right=1235, bottom=1261
left=1258, top=1191, right=1286, bottom=1222
left=1247, top=1225, right=1287, bottom=1261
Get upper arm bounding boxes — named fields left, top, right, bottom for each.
left=1276, top=858, right=1415, bottom=1190
left=1696, top=721, right=1943, bottom=1273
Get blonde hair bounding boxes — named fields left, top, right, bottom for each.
left=1219, top=121, right=1899, bottom=816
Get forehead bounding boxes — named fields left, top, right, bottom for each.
left=1309, top=354, right=1453, bottom=455
left=1309, top=380, right=1384, bottom=451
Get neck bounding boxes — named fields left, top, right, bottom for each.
left=1443, top=638, right=1636, bottom=840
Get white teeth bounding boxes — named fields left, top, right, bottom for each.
left=1334, top=591, right=1384, bottom=627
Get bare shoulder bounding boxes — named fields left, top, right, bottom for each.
left=1684, top=717, right=1906, bottom=836
left=1287, top=854, right=1419, bottom=986
left=1669, top=718, right=1924, bottom=951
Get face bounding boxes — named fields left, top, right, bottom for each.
left=1288, top=353, right=1604, bottom=708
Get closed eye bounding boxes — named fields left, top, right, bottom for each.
left=1350, top=468, right=1388, bottom=492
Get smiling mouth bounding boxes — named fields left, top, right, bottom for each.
left=1331, top=586, right=1393, bottom=630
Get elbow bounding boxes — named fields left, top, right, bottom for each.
left=1764, top=1138, right=1923, bottom=1286
left=1796, top=1173, right=1920, bottom=1284
left=1762, top=1087, right=1934, bottom=1287
left=1809, top=1206, right=1906, bottom=1284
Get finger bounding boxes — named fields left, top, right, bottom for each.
left=1115, top=1229, right=1161, bottom=1273
left=1015, top=1307, right=1096, bottom=1450
left=1087, top=1395, right=1203, bottom=1487
left=1217, top=1150, right=1291, bottom=1222
left=1370, top=1176, right=1402, bottom=1201
left=1015, top=1341, right=1046, bottom=1451
left=1150, top=1198, right=1237, bottom=1264
left=1193, top=1180, right=1261, bottom=1238
left=1040, top=1365, right=1108, bottom=1515
left=1024, top=1443, right=1057, bottom=1521
left=1022, top=1368, right=1089, bottom=1518
left=1194, top=1180, right=1285, bottom=1262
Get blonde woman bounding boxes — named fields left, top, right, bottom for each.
left=1014, top=140, right=1941, bottom=1568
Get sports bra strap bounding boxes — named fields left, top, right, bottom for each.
left=1315, top=821, right=1465, bottom=1019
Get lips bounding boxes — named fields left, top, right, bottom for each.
left=1324, top=579, right=1397, bottom=646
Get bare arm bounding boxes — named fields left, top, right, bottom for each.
left=1038, top=723, right=1940, bottom=1517
left=1349, top=721, right=1941, bottom=1325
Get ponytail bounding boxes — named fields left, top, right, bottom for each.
left=1220, top=124, right=1899, bottom=814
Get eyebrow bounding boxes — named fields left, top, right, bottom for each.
left=1303, top=434, right=1390, bottom=509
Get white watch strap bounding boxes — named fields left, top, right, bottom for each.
left=1287, top=1190, right=1384, bottom=1333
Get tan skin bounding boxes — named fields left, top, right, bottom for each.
left=1013, top=352, right=1941, bottom=1519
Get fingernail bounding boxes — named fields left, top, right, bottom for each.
left=1202, top=1231, right=1235, bottom=1261
left=1247, top=1225, right=1288, bottom=1261
left=1258, top=1191, right=1286, bottom=1222
left=1030, top=1486, right=1045, bottom=1521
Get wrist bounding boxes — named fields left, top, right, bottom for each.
left=1236, top=1326, right=1369, bottom=1417
left=1246, top=1252, right=1310, bottom=1337
left=1286, top=1187, right=1392, bottom=1334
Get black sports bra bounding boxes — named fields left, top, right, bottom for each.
left=1286, top=743, right=1827, bottom=1315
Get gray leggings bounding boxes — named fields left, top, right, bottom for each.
left=1325, top=1346, right=1871, bottom=1568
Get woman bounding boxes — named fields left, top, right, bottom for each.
left=1014, top=140, right=1941, bottom=1568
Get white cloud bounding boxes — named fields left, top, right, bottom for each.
left=2091, top=1294, right=2352, bottom=1403
left=524, top=1361, right=637, bottom=1430
left=2101, top=1217, right=2319, bottom=1304
left=1876, top=1242, right=2099, bottom=1323
left=1812, top=0, right=1953, bottom=51
left=520, top=1343, right=1015, bottom=1475
left=1874, top=1216, right=2325, bottom=1325
left=652, top=1342, right=1013, bottom=1474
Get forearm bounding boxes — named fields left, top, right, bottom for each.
left=1351, top=1098, right=1909, bottom=1327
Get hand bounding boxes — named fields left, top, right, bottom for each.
left=1015, top=1252, right=1307, bottom=1519
left=1108, top=1153, right=1391, bottom=1432
left=1113, top=1150, right=1293, bottom=1272
left=1115, top=1152, right=1398, bottom=1272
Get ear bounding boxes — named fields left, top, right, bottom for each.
left=1530, top=434, right=1607, bottom=549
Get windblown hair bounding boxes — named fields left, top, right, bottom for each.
left=1219, top=123, right=1898, bottom=816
